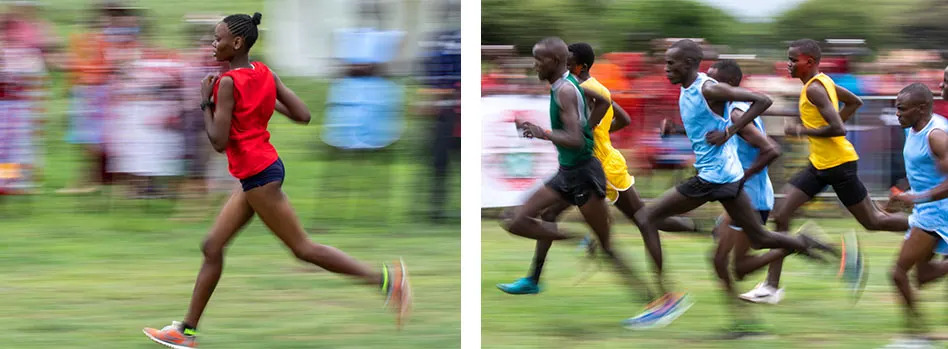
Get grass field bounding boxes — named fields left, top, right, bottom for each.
left=1, top=2, right=460, bottom=348
left=482, top=217, right=948, bottom=348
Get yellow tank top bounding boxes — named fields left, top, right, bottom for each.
left=799, top=73, right=859, bottom=170
left=581, top=78, right=624, bottom=162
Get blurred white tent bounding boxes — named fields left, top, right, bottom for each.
left=264, top=0, right=459, bottom=77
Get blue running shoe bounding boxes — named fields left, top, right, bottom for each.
left=839, top=229, right=868, bottom=304
left=496, top=277, right=541, bottom=295
left=577, top=235, right=596, bottom=253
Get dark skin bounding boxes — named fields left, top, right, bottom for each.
left=184, top=21, right=386, bottom=329
left=632, top=46, right=826, bottom=291
left=508, top=54, right=696, bottom=296
left=667, top=84, right=860, bottom=132
left=503, top=41, right=654, bottom=303
left=704, top=67, right=789, bottom=323
left=887, top=91, right=948, bottom=336
left=761, top=46, right=909, bottom=289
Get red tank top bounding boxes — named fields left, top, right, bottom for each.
left=212, top=61, right=278, bottom=179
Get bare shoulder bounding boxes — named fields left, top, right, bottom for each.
left=805, top=79, right=829, bottom=99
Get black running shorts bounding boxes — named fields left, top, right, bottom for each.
left=788, top=161, right=868, bottom=207
left=545, top=157, right=607, bottom=206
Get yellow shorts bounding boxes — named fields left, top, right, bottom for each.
left=600, top=154, right=634, bottom=204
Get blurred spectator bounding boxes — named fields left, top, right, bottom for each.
left=314, top=0, right=406, bottom=225
left=417, top=1, right=460, bottom=222
left=171, top=16, right=229, bottom=221
left=0, top=13, right=49, bottom=194
left=58, top=6, right=112, bottom=194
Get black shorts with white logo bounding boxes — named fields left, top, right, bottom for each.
left=545, top=157, right=607, bottom=206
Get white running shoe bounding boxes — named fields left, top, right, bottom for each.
left=738, top=282, right=784, bottom=304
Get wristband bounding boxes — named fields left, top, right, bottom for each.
left=544, top=129, right=552, bottom=139
left=200, top=99, right=215, bottom=111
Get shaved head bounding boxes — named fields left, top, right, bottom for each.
left=899, top=82, right=934, bottom=113
left=896, top=82, right=934, bottom=129
left=533, top=36, right=569, bottom=82
left=669, top=39, right=703, bottom=68
left=535, top=37, right=569, bottom=63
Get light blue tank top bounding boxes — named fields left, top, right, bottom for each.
left=679, top=73, right=743, bottom=184
left=904, top=114, right=948, bottom=230
left=727, top=101, right=774, bottom=211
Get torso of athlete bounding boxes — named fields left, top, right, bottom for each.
left=550, top=71, right=594, bottom=166
left=726, top=101, right=774, bottom=211
left=678, top=73, right=743, bottom=184
left=581, top=77, right=633, bottom=203
left=903, top=114, right=948, bottom=254
left=543, top=71, right=604, bottom=207
left=799, top=73, right=859, bottom=169
left=212, top=61, right=279, bottom=180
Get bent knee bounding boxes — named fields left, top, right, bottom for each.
left=290, top=242, right=328, bottom=260
left=890, top=267, right=908, bottom=283
left=201, top=239, right=225, bottom=261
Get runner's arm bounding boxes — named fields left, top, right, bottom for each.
left=581, top=85, right=611, bottom=130
left=702, top=83, right=773, bottom=145
left=732, top=108, right=781, bottom=181
left=546, top=85, right=586, bottom=148
left=798, top=81, right=847, bottom=137
left=610, top=101, right=631, bottom=132
left=273, top=71, right=311, bottom=124
left=206, top=76, right=234, bottom=153
left=835, top=85, right=863, bottom=122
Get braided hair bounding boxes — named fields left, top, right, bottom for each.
left=222, top=12, right=262, bottom=51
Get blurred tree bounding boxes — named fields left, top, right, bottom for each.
left=772, top=0, right=884, bottom=51
left=602, top=0, right=739, bottom=52
left=482, top=0, right=742, bottom=55
left=481, top=0, right=570, bottom=55
left=898, top=0, right=948, bottom=51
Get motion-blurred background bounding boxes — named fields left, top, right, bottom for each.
left=481, top=1, right=947, bottom=348
left=2, top=0, right=460, bottom=348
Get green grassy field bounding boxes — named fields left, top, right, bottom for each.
left=1, top=1, right=460, bottom=348
left=482, top=218, right=948, bottom=348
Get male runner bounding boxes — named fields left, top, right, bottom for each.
left=498, top=43, right=695, bottom=314
left=629, top=40, right=837, bottom=329
left=735, top=39, right=909, bottom=303
left=504, top=37, right=687, bottom=328
left=882, top=83, right=948, bottom=348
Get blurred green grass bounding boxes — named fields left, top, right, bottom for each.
left=482, top=218, right=948, bottom=348
left=1, top=1, right=459, bottom=348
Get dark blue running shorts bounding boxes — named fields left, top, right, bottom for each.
left=240, top=158, right=285, bottom=192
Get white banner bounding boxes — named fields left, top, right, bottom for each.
left=481, top=95, right=560, bottom=208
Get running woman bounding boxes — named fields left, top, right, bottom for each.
left=142, top=13, right=411, bottom=349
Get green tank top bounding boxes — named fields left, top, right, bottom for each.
left=550, top=72, right=594, bottom=167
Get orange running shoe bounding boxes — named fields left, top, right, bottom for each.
left=143, top=321, right=197, bottom=349
left=384, top=258, right=413, bottom=330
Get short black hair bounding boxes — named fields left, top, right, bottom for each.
left=223, top=12, right=262, bottom=51
left=670, top=39, right=703, bottom=67
left=568, top=42, right=595, bottom=70
left=789, top=39, right=822, bottom=62
left=899, top=82, right=934, bottom=113
left=710, top=59, right=743, bottom=86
